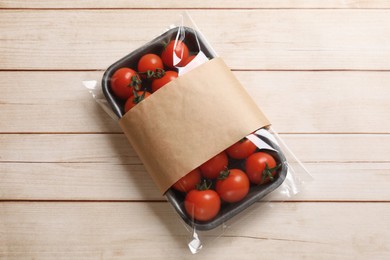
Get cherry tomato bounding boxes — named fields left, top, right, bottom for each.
left=226, top=138, right=257, bottom=159
left=137, top=54, right=164, bottom=76
left=245, top=152, right=279, bottom=185
left=216, top=169, right=250, bottom=203
left=172, top=168, right=201, bottom=193
left=124, top=91, right=151, bottom=112
left=199, top=151, right=228, bottom=179
left=184, top=184, right=220, bottom=222
left=110, top=68, right=140, bottom=100
left=161, top=40, right=189, bottom=68
left=180, top=55, right=196, bottom=66
left=151, top=71, right=178, bottom=93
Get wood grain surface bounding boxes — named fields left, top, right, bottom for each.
left=0, top=0, right=389, bottom=258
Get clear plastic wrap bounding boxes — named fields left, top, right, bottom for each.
left=84, top=12, right=312, bottom=254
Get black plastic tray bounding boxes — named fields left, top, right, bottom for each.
left=102, top=27, right=216, bottom=118
left=166, top=133, right=287, bottom=231
left=101, top=27, right=288, bottom=231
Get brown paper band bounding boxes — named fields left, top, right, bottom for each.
left=119, top=58, right=270, bottom=194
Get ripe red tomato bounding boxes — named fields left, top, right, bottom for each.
left=110, top=68, right=140, bottom=100
left=161, top=40, right=189, bottom=68
left=226, top=138, right=257, bottom=159
left=137, top=54, right=164, bottom=76
left=216, top=169, right=249, bottom=203
left=185, top=187, right=220, bottom=222
left=172, top=168, right=201, bottom=193
left=124, top=91, right=151, bottom=112
left=151, top=71, right=178, bottom=92
left=199, top=151, right=228, bottom=179
left=245, top=152, right=279, bottom=185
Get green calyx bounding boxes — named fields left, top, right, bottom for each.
left=130, top=75, right=142, bottom=90
left=139, top=68, right=166, bottom=79
left=217, top=167, right=230, bottom=180
left=196, top=179, right=212, bottom=191
left=131, top=89, right=147, bottom=104
left=261, top=163, right=281, bottom=183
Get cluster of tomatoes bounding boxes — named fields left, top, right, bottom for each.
left=110, top=39, right=195, bottom=113
left=173, top=138, right=280, bottom=222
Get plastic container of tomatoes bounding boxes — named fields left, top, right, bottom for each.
left=102, top=27, right=216, bottom=118
left=102, top=26, right=289, bottom=230
left=83, top=12, right=312, bottom=253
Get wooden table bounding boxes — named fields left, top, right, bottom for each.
left=1, top=1, right=390, bottom=259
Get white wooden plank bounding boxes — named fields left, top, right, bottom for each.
left=0, top=71, right=121, bottom=133
left=1, top=134, right=388, bottom=163
left=1, top=71, right=389, bottom=133
left=1, top=0, right=390, bottom=9
left=1, top=10, right=390, bottom=70
left=0, top=202, right=389, bottom=258
left=0, top=162, right=389, bottom=201
left=0, top=134, right=389, bottom=201
left=0, top=134, right=137, bottom=163
left=243, top=71, right=390, bottom=133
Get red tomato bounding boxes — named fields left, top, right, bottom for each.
left=124, top=91, right=151, bottom=112
left=226, top=138, right=257, bottom=159
left=180, top=55, right=196, bottom=66
left=151, top=71, right=178, bottom=92
left=245, top=152, right=279, bottom=185
left=216, top=169, right=250, bottom=203
left=161, top=40, right=189, bottom=68
left=137, top=54, right=164, bottom=76
left=172, top=168, right=201, bottom=193
left=110, top=68, right=140, bottom=100
left=199, top=152, right=228, bottom=179
left=185, top=187, right=220, bottom=222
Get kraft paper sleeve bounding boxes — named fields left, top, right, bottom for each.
left=119, top=58, right=270, bottom=194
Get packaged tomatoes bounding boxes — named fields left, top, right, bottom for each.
left=101, top=24, right=291, bottom=229
left=85, top=12, right=311, bottom=254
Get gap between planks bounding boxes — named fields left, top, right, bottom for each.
left=2, top=8, right=390, bottom=10
left=1, top=160, right=389, bottom=164
left=1, top=200, right=389, bottom=203
left=2, top=0, right=390, bottom=9
left=2, top=69, right=390, bottom=72
left=1, top=132, right=390, bottom=135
